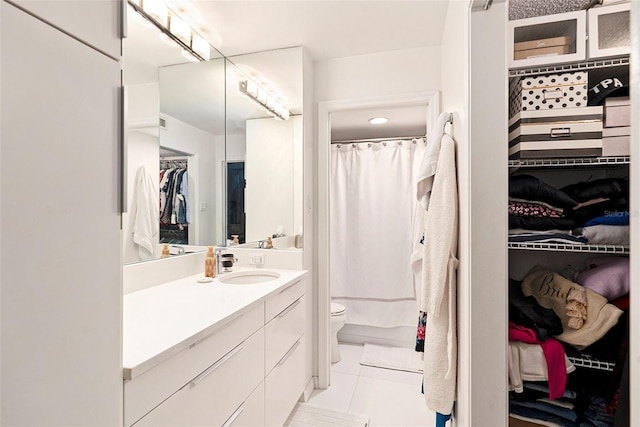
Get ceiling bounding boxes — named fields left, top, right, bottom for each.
left=179, top=0, right=451, bottom=61
left=125, top=1, right=451, bottom=137
left=331, top=105, right=427, bottom=141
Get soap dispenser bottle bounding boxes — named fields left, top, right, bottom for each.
left=204, top=246, right=216, bottom=278
left=161, top=244, right=170, bottom=258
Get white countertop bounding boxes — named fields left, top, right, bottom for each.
left=123, top=268, right=307, bottom=380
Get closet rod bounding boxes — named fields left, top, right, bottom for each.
left=160, top=156, right=190, bottom=161
left=331, top=135, right=426, bottom=144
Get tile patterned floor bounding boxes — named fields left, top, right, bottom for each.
left=307, top=343, right=436, bottom=427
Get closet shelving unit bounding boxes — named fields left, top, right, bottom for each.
left=507, top=4, right=631, bottom=424
left=508, top=242, right=629, bottom=254
left=508, top=157, right=630, bottom=255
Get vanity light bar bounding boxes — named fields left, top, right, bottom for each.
left=238, top=80, right=290, bottom=121
left=128, top=0, right=210, bottom=61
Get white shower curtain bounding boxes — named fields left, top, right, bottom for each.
left=330, top=139, right=426, bottom=327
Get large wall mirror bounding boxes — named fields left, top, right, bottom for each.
left=225, top=48, right=304, bottom=247
left=122, top=2, right=304, bottom=265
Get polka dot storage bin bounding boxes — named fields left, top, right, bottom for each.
left=509, top=71, right=588, bottom=118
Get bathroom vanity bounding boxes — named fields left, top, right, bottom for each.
left=123, top=268, right=307, bottom=426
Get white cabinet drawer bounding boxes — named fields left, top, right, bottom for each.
left=222, top=382, right=265, bottom=427
left=124, top=303, right=264, bottom=426
left=133, top=328, right=265, bottom=426
left=265, top=280, right=304, bottom=320
left=265, top=296, right=305, bottom=374
left=265, top=337, right=306, bottom=427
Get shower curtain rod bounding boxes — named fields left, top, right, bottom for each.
left=331, top=135, right=426, bottom=144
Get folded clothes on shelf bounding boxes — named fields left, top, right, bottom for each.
left=574, top=225, right=629, bottom=246
left=509, top=232, right=587, bottom=245
left=576, top=258, right=630, bottom=301
left=522, top=267, right=623, bottom=349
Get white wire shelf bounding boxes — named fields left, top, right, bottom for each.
left=567, top=355, right=615, bottom=372
left=508, top=242, right=629, bottom=254
left=509, top=57, right=630, bottom=77
left=509, top=156, right=630, bottom=168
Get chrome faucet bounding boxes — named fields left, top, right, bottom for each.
left=214, top=247, right=238, bottom=273
left=171, top=245, right=185, bottom=255
left=214, top=247, right=225, bottom=274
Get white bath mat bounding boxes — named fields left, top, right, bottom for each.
left=359, top=343, right=423, bottom=373
left=284, top=403, right=369, bottom=427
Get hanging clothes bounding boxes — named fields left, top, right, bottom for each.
left=132, top=165, right=159, bottom=260
left=412, top=113, right=449, bottom=302
left=421, top=113, right=459, bottom=417
left=159, top=167, right=189, bottom=227
left=412, top=113, right=450, bottom=353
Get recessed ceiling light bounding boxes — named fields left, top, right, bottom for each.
left=369, top=117, right=388, bottom=125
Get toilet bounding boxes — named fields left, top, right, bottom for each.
left=330, top=302, right=347, bottom=363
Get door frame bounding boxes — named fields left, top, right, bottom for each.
left=316, top=91, right=440, bottom=388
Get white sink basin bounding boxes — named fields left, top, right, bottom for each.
left=218, top=270, right=280, bottom=285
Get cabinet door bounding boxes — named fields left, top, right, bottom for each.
left=1, top=2, right=122, bottom=425
left=588, top=3, right=631, bottom=59
left=10, top=0, right=121, bottom=58
left=223, top=382, right=265, bottom=427
left=133, top=329, right=265, bottom=427
left=265, top=296, right=305, bottom=374
left=265, top=337, right=306, bottom=427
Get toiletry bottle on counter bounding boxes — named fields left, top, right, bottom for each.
left=161, top=244, right=170, bottom=258
left=266, top=236, right=273, bottom=249
left=204, top=246, right=216, bottom=277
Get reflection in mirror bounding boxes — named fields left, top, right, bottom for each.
left=158, top=59, right=226, bottom=248
left=225, top=48, right=304, bottom=249
left=122, top=2, right=224, bottom=265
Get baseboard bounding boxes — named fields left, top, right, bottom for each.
left=300, top=378, right=315, bottom=402
left=338, top=324, right=415, bottom=349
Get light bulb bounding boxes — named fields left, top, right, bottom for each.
left=191, top=34, right=210, bottom=61
left=246, top=80, right=258, bottom=97
left=169, top=15, right=191, bottom=45
left=142, top=0, right=168, bottom=25
left=257, top=88, right=268, bottom=105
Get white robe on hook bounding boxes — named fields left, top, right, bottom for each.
left=411, top=112, right=450, bottom=304
left=421, top=122, right=458, bottom=415
left=133, top=165, right=159, bottom=261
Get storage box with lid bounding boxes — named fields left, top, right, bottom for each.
left=604, top=96, right=630, bottom=128
left=513, top=36, right=570, bottom=61
left=509, top=71, right=588, bottom=119
left=508, top=106, right=603, bottom=159
left=508, top=10, right=586, bottom=69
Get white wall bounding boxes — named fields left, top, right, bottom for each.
left=314, top=46, right=441, bottom=102
left=439, top=1, right=470, bottom=425
left=302, top=48, right=316, bottom=391
left=245, top=116, right=302, bottom=242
